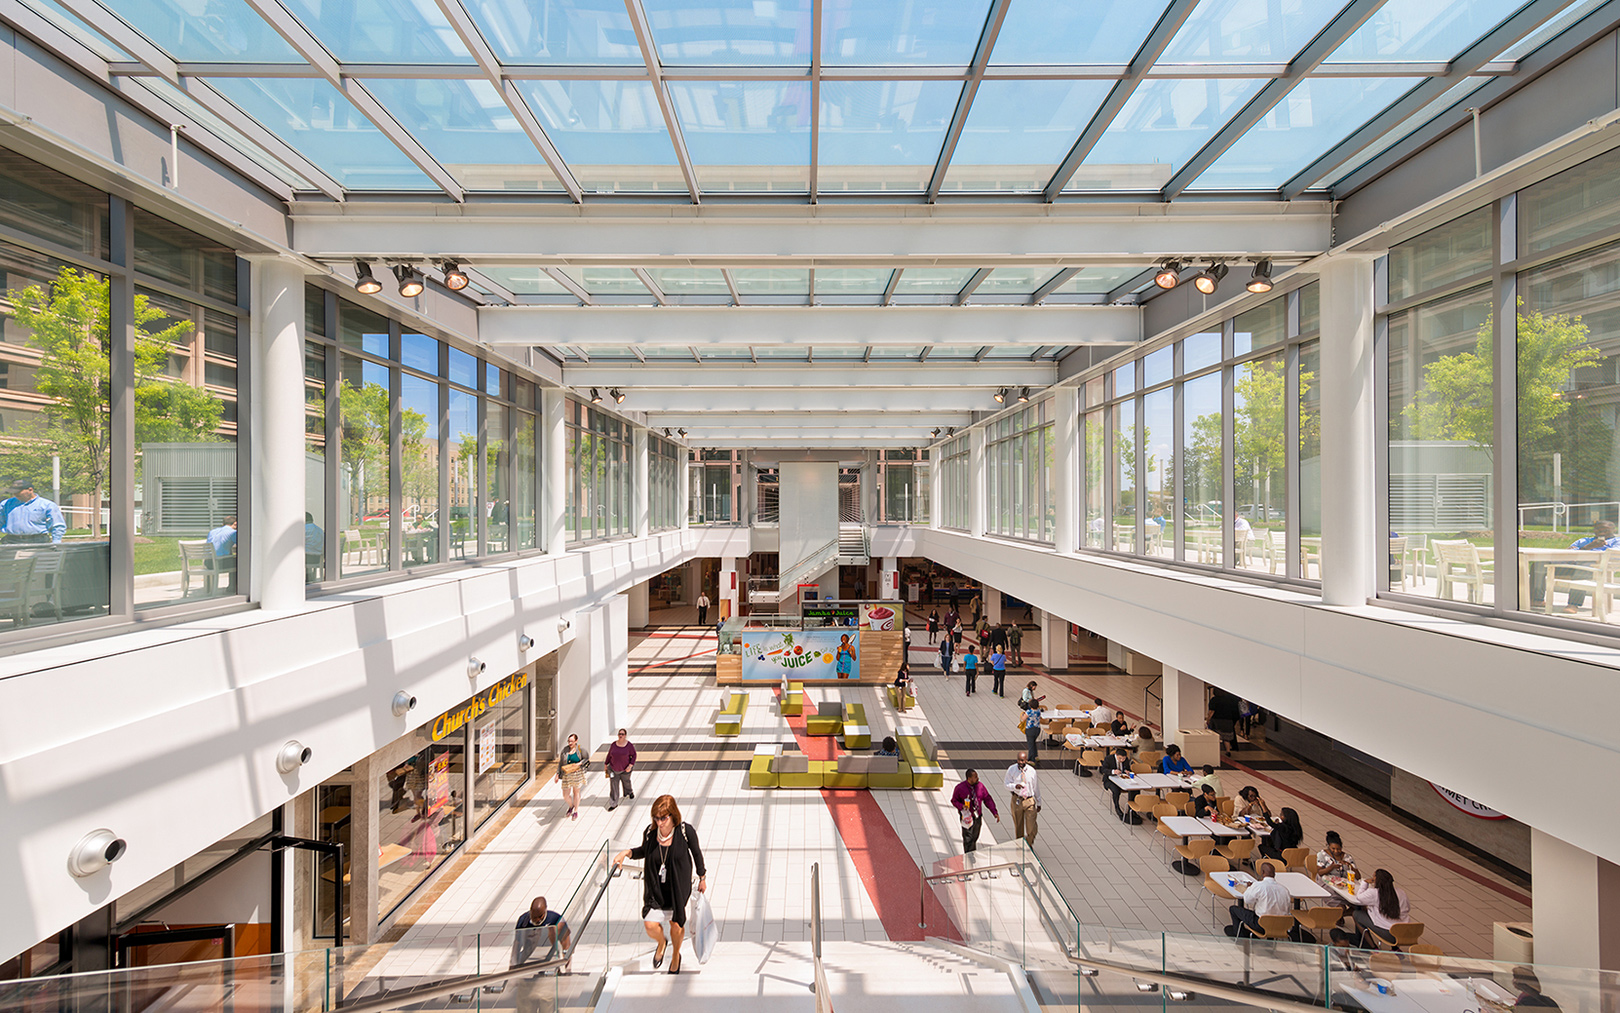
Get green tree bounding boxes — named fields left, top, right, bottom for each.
left=8, top=267, right=204, bottom=537
left=339, top=380, right=390, bottom=522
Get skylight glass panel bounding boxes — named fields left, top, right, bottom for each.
left=820, top=0, right=993, bottom=65
left=557, top=268, right=650, bottom=295
left=818, top=81, right=960, bottom=191
left=279, top=0, right=473, bottom=62
left=137, top=77, right=315, bottom=189
left=468, top=0, right=643, bottom=63
left=1072, top=77, right=1265, bottom=191
left=668, top=81, right=811, bottom=192
left=991, top=0, right=1166, bottom=64
left=27, top=0, right=132, bottom=59
left=1051, top=266, right=1144, bottom=294
left=815, top=269, right=893, bottom=294
left=812, top=346, right=868, bottom=358
left=1194, top=77, right=1419, bottom=189
left=873, top=345, right=926, bottom=358
left=361, top=79, right=562, bottom=191
left=644, top=0, right=813, bottom=64
left=697, top=346, right=754, bottom=358
left=1324, top=75, right=1489, bottom=188
left=731, top=268, right=810, bottom=294
left=515, top=80, right=682, bottom=193
left=1159, top=0, right=1339, bottom=64
left=1498, top=0, right=1608, bottom=61
left=1324, top=0, right=1527, bottom=63
left=477, top=267, right=574, bottom=295
left=942, top=79, right=1112, bottom=192
left=103, top=0, right=303, bottom=61
left=579, top=346, right=642, bottom=359
left=978, top=267, right=1062, bottom=295
left=891, top=267, right=976, bottom=294
left=638, top=344, right=703, bottom=357
left=982, top=344, right=1049, bottom=358
left=754, top=345, right=811, bottom=358
left=645, top=268, right=731, bottom=295
left=208, top=77, right=433, bottom=189
left=926, top=345, right=981, bottom=359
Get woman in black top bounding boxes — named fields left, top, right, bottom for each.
left=614, top=794, right=707, bottom=975
left=1260, top=807, right=1304, bottom=860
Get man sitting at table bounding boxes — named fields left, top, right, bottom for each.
left=1089, top=698, right=1113, bottom=728
left=1100, top=747, right=1136, bottom=822
left=1536, top=519, right=1620, bottom=613
left=1225, top=862, right=1293, bottom=939
left=1193, top=763, right=1223, bottom=796
left=1109, top=716, right=1132, bottom=737
left=1193, top=784, right=1220, bottom=819
left=1159, top=744, right=1194, bottom=775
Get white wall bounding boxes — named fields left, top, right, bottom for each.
left=557, top=595, right=629, bottom=753
left=0, top=530, right=695, bottom=963
left=918, top=529, right=1620, bottom=871
left=779, top=462, right=838, bottom=569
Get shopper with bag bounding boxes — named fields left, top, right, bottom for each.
left=556, top=733, right=587, bottom=822
left=613, top=795, right=707, bottom=975
left=951, top=769, right=1000, bottom=853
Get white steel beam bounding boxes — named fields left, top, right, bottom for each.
left=480, top=304, right=1141, bottom=346
left=292, top=203, right=1332, bottom=262
left=647, top=412, right=977, bottom=429
left=561, top=362, right=1055, bottom=388
left=603, top=388, right=1012, bottom=411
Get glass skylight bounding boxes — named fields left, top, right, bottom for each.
left=1159, top=0, right=1339, bottom=64
left=644, top=0, right=813, bottom=64
left=361, top=78, right=563, bottom=191
left=891, top=268, right=976, bottom=294
left=977, top=267, right=1062, bottom=295
left=556, top=268, right=651, bottom=295
left=279, top=0, right=474, bottom=63
left=819, top=81, right=960, bottom=191
left=516, top=80, right=683, bottom=193
left=1051, top=266, right=1145, bottom=295
left=820, top=0, right=992, bottom=66
left=477, top=267, right=575, bottom=296
left=731, top=268, right=811, bottom=294
left=1324, top=0, right=1527, bottom=63
left=105, top=0, right=303, bottom=61
left=815, top=269, right=894, bottom=294
left=467, top=0, right=643, bottom=63
left=645, top=268, right=732, bottom=295
left=990, top=0, right=1166, bottom=65
left=943, top=79, right=1113, bottom=192
left=1071, top=77, right=1266, bottom=191
left=668, top=81, right=811, bottom=192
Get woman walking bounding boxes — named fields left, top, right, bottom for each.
left=556, top=733, right=587, bottom=821
left=926, top=609, right=940, bottom=645
left=614, top=795, right=707, bottom=975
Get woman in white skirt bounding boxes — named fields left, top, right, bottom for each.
left=556, top=733, right=587, bottom=821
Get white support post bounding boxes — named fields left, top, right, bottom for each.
left=879, top=556, right=899, bottom=600
left=969, top=427, right=987, bottom=538
left=633, top=427, right=650, bottom=539
left=1160, top=667, right=1208, bottom=747
left=248, top=257, right=307, bottom=612
left=1532, top=828, right=1620, bottom=970
left=720, top=556, right=739, bottom=620
left=543, top=389, right=567, bottom=554
left=1319, top=257, right=1377, bottom=606
left=983, top=586, right=1002, bottom=624
left=1039, top=609, right=1066, bottom=672
left=1053, top=385, right=1080, bottom=555
left=627, top=580, right=650, bottom=629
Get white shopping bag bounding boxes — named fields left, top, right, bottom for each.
left=689, top=889, right=718, bottom=964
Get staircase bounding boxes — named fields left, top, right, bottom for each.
left=749, top=535, right=842, bottom=605
left=836, top=525, right=868, bottom=564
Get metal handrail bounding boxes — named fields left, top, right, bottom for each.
left=923, top=861, right=1019, bottom=883
left=811, top=862, right=833, bottom=1013
left=1066, top=953, right=1337, bottom=1013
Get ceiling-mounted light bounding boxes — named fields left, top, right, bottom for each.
left=354, top=261, right=383, bottom=295
left=610, top=388, right=625, bottom=404
left=518, top=633, right=535, bottom=652
left=440, top=260, right=470, bottom=292
left=589, top=387, right=602, bottom=404
left=678, top=428, right=687, bottom=438
left=1018, top=386, right=1030, bottom=403
left=276, top=740, right=312, bottom=774
left=929, top=427, right=941, bottom=439
left=947, top=427, right=957, bottom=436
left=1246, top=259, right=1274, bottom=294
left=993, top=387, right=1007, bottom=404
left=663, top=427, right=672, bottom=437
left=1154, top=261, right=1183, bottom=290
left=394, top=264, right=425, bottom=298
left=1192, top=263, right=1228, bottom=296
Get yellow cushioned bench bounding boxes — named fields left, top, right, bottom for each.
left=714, top=691, right=749, bottom=736
left=749, top=744, right=781, bottom=788
left=842, top=702, right=870, bottom=750
left=780, top=682, right=804, bottom=716
left=897, top=725, right=944, bottom=789
left=773, top=753, right=826, bottom=789
left=805, top=699, right=843, bottom=736
left=886, top=684, right=916, bottom=710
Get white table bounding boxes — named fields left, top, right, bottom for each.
left=1162, top=815, right=1249, bottom=838
left=1338, top=976, right=1515, bottom=1013
left=1323, top=877, right=1370, bottom=906
left=1208, top=870, right=1333, bottom=902
left=1108, top=773, right=1186, bottom=792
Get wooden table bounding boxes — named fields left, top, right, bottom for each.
left=1517, top=547, right=1601, bottom=611
left=1209, top=870, right=1332, bottom=903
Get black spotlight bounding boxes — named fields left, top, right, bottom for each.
left=354, top=261, right=383, bottom=295
left=394, top=264, right=425, bottom=298
left=610, top=388, right=625, bottom=404
left=678, top=428, right=687, bottom=438
left=993, top=387, right=1007, bottom=404
left=1246, top=259, right=1274, bottom=294
left=1192, top=263, right=1228, bottom=296
left=929, top=427, right=941, bottom=438
left=1018, top=386, right=1030, bottom=403
left=589, top=387, right=602, bottom=404
left=441, top=260, right=470, bottom=291
left=663, top=427, right=672, bottom=437
left=1154, top=261, right=1183, bottom=290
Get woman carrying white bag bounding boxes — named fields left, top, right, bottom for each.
left=614, top=795, right=709, bottom=974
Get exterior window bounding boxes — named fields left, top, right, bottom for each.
left=1111, top=399, right=1136, bottom=552
left=1232, top=351, right=1286, bottom=573
left=305, top=339, right=327, bottom=582
left=1182, top=371, right=1224, bottom=565
left=447, top=387, right=479, bottom=558
left=514, top=409, right=538, bottom=549
left=1083, top=410, right=1104, bottom=547
left=400, top=371, right=441, bottom=568
left=1142, top=387, right=1172, bottom=556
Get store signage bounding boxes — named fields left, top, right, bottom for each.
left=1430, top=782, right=1507, bottom=820
left=739, top=628, right=858, bottom=681
left=802, top=603, right=859, bottom=625
left=433, top=670, right=529, bottom=742
left=475, top=721, right=496, bottom=775
left=860, top=603, right=900, bottom=631
left=428, top=752, right=451, bottom=809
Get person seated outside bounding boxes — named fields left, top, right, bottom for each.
left=1316, top=831, right=1358, bottom=878
left=1192, top=784, right=1220, bottom=819
left=1159, top=744, right=1194, bottom=775
left=1260, top=807, right=1304, bottom=861
left=1134, top=726, right=1159, bottom=756
left=1513, top=968, right=1561, bottom=1009
left=1193, top=764, right=1223, bottom=796
left=1331, top=869, right=1412, bottom=948
left=1225, top=862, right=1293, bottom=938
left=1236, top=785, right=1272, bottom=819
left=875, top=736, right=899, bottom=757
left=1533, top=520, right=1620, bottom=612
left=1100, top=747, right=1135, bottom=822
left=1089, top=698, right=1113, bottom=728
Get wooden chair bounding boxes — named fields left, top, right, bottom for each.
left=1216, top=836, right=1257, bottom=868
left=1138, top=750, right=1164, bottom=768
left=1130, top=762, right=1152, bottom=774
left=1388, top=536, right=1409, bottom=590
left=1407, top=943, right=1444, bottom=969
left=1244, top=915, right=1297, bottom=941
left=1407, top=943, right=1443, bottom=956
left=1129, top=794, right=1161, bottom=824
left=1372, top=922, right=1425, bottom=951
left=1433, top=539, right=1492, bottom=603
left=1174, top=838, right=1216, bottom=887
left=1199, top=855, right=1231, bottom=920
left=1551, top=548, right=1620, bottom=620
left=1368, top=952, right=1406, bottom=977
left=1292, top=906, right=1345, bottom=943
left=1281, top=847, right=1313, bottom=878
left=1079, top=749, right=1104, bottom=780
left=1163, top=790, right=1191, bottom=811
left=1217, top=797, right=1235, bottom=817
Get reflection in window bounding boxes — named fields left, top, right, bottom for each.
left=1233, top=353, right=1286, bottom=573
left=377, top=733, right=465, bottom=920
left=1182, top=371, right=1223, bottom=565
left=306, top=341, right=327, bottom=582
left=1111, top=399, right=1136, bottom=552
left=1299, top=341, right=1322, bottom=579
left=448, top=388, right=479, bottom=559
left=401, top=373, right=441, bottom=568
left=1143, top=388, right=1173, bottom=557
left=339, top=356, right=392, bottom=577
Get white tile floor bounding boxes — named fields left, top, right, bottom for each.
left=370, top=624, right=1529, bottom=986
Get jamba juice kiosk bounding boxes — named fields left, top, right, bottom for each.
left=715, top=601, right=904, bottom=685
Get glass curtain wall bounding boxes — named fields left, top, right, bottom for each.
left=939, top=435, right=970, bottom=531
left=649, top=434, right=680, bottom=531
left=878, top=448, right=930, bottom=522
left=566, top=400, right=633, bottom=541
left=1085, top=287, right=1320, bottom=580
left=985, top=403, right=1053, bottom=542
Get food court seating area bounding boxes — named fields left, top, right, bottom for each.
left=779, top=681, right=804, bottom=716
left=713, top=689, right=749, bottom=736
left=748, top=744, right=915, bottom=790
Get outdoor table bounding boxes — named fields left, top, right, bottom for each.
left=1517, top=547, right=1601, bottom=612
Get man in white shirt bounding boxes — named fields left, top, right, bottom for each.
left=696, top=592, right=710, bottom=626
left=1089, top=698, right=1113, bottom=729
left=1003, top=752, right=1042, bottom=846
left=1225, top=862, right=1292, bottom=938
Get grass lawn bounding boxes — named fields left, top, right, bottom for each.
left=133, top=536, right=185, bottom=575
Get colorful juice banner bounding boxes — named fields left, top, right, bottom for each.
left=739, top=628, right=860, bottom=681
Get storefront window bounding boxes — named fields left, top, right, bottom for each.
left=377, top=732, right=465, bottom=921
left=473, top=677, right=529, bottom=829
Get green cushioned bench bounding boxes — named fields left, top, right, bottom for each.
left=714, top=690, right=749, bottom=736
left=805, top=699, right=842, bottom=736
left=780, top=682, right=804, bottom=716
left=897, top=724, right=944, bottom=789
left=886, top=684, right=916, bottom=710
left=842, top=702, right=870, bottom=750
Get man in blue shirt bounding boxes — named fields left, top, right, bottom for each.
left=3, top=481, right=66, bottom=544
left=206, top=516, right=238, bottom=592
left=511, top=895, right=570, bottom=970
left=1550, top=520, right=1620, bottom=613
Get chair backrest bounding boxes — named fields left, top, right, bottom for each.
left=1130, top=762, right=1151, bottom=774
left=1391, top=922, right=1425, bottom=945
left=1407, top=943, right=1443, bottom=956
left=1432, top=538, right=1479, bottom=571
left=1139, top=750, right=1164, bottom=767
left=0, top=555, right=35, bottom=591
left=1153, top=803, right=1176, bottom=820
left=917, top=726, right=938, bottom=759
left=1198, top=855, right=1229, bottom=874
left=1164, top=791, right=1191, bottom=808
left=1257, top=915, right=1295, bottom=940
left=1226, top=837, right=1257, bottom=858
left=1390, top=536, right=1407, bottom=556
left=16, top=547, right=66, bottom=576
left=1047, top=721, right=1069, bottom=737
left=1218, top=797, right=1235, bottom=816
left=179, top=539, right=213, bottom=562
left=1281, top=847, right=1312, bottom=870
left=1080, top=750, right=1104, bottom=766
left=1183, top=838, right=1216, bottom=858
left=1269, top=529, right=1286, bottom=549
left=776, top=754, right=810, bottom=774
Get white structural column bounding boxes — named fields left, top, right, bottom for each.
left=862, top=451, right=879, bottom=523
left=929, top=448, right=943, bottom=529
left=678, top=449, right=690, bottom=530
left=1039, top=609, right=1066, bottom=672
left=969, top=427, right=987, bottom=538
left=983, top=586, right=1002, bottom=624
left=542, top=388, right=568, bottom=554
left=633, top=428, right=650, bottom=538
left=626, top=580, right=649, bottom=629
left=1318, top=256, right=1378, bottom=606
left=880, top=556, right=899, bottom=600
left=1532, top=829, right=1620, bottom=970
left=557, top=595, right=629, bottom=753
left=1053, top=384, right=1080, bottom=555
left=1160, top=667, right=1208, bottom=745
left=720, top=556, right=739, bottom=620
left=248, top=257, right=307, bottom=611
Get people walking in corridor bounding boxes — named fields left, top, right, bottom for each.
left=927, top=609, right=940, bottom=644
left=990, top=648, right=1009, bottom=696
left=938, top=635, right=953, bottom=676
left=556, top=733, right=587, bottom=821
left=606, top=728, right=637, bottom=811
left=1004, top=752, right=1041, bottom=846
left=614, top=795, right=707, bottom=976
left=951, top=769, right=1000, bottom=853
left=1007, top=623, right=1023, bottom=666
left=696, top=592, right=710, bottom=626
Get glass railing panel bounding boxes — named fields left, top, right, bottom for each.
left=1163, top=931, right=1327, bottom=1005
left=1330, top=947, right=1620, bottom=1013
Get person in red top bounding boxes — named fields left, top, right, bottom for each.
left=606, top=728, right=637, bottom=812
left=950, top=769, right=1001, bottom=853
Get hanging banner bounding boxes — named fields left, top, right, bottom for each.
left=739, top=628, right=860, bottom=681
left=1430, top=782, right=1507, bottom=820
left=860, top=602, right=901, bottom=631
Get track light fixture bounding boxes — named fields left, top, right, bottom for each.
left=354, top=261, right=383, bottom=295
left=589, top=387, right=602, bottom=404
left=993, top=387, right=1007, bottom=404
left=678, top=428, right=687, bottom=438
left=394, top=264, right=425, bottom=298
left=663, top=427, right=672, bottom=437
left=1246, top=259, right=1274, bottom=294
left=947, top=427, right=957, bottom=436
left=610, top=388, right=625, bottom=404
left=440, top=260, right=470, bottom=292
left=1018, top=386, right=1030, bottom=403
left=1154, top=261, right=1183, bottom=290
left=929, top=427, right=941, bottom=439
left=518, top=633, right=535, bottom=651
left=1192, top=262, right=1228, bottom=296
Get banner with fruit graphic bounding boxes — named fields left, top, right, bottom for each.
left=738, top=628, right=858, bottom=682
